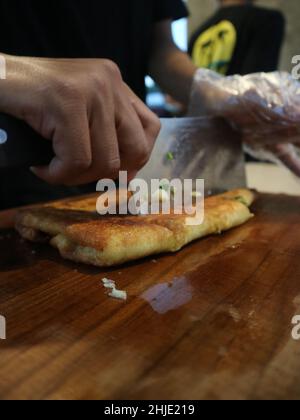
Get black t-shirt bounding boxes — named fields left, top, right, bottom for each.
left=0, top=0, right=188, bottom=100
left=189, top=5, right=285, bottom=76
left=0, top=0, right=189, bottom=209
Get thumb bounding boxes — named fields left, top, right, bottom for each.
left=271, top=144, right=300, bottom=178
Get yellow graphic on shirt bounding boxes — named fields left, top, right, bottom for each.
left=192, top=20, right=237, bottom=75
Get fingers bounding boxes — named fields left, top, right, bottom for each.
left=114, top=90, right=150, bottom=172
left=122, top=84, right=161, bottom=162
left=270, top=144, right=300, bottom=178
left=32, top=87, right=158, bottom=186
left=29, top=60, right=160, bottom=186
left=75, top=84, right=159, bottom=185
left=32, top=105, right=92, bottom=185
left=116, top=111, right=150, bottom=173
left=131, top=99, right=161, bottom=156
left=64, top=100, right=121, bottom=186
left=115, top=108, right=158, bottom=174
left=244, top=126, right=300, bottom=149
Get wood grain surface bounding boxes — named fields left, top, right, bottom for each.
left=0, top=193, right=300, bottom=400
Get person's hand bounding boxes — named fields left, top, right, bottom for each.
left=189, top=69, right=300, bottom=176
left=0, top=55, right=161, bottom=185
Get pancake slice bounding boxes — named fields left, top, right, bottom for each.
left=16, top=189, right=255, bottom=267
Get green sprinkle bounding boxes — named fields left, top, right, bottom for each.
left=166, top=152, right=174, bottom=161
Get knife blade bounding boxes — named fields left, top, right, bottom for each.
left=138, top=117, right=246, bottom=195
left=0, top=113, right=247, bottom=195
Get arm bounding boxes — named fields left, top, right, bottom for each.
left=148, top=20, right=197, bottom=107
left=149, top=20, right=300, bottom=178
left=0, top=54, right=160, bottom=185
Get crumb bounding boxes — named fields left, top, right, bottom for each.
left=228, top=306, right=241, bottom=323
left=101, top=278, right=127, bottom=301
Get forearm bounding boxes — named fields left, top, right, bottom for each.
left=148, top=21, right=197, bottom=107
left=149, top=45, right=197, bottom=106
left=0, top=53, right=45, bottom=120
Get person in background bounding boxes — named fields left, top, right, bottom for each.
left=0, top=0, right=195, bottom=209
left=189, top=0, right=286, bottom=75
left=0, top=1, right=297, bottom=211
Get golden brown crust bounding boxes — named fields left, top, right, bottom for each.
left=16, top=189, right=255, bottom=267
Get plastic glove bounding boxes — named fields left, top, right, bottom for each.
left=189, top=69, right=300, bottom=177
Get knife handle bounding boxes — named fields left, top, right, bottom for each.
left=0, top=113, right=54, bottom=169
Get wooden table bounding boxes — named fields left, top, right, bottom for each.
left=0, top=193, right=300, bottom=400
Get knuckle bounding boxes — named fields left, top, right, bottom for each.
left=53, top=78, right=83, bottom=101
left=135, top=144, right=151, bottom=167
left=105, top=158, right=121, bottom=177
left=91, top=74, right=109, bottom=96
left=101, top=59, right=122, bottom=80
left=147, top=114, right=161, bottom=136
left=142, top=112, right=161, bottom=141
left=94, top=157, right=121, bottom=179
left=152, top=116, right=162, bottom=137
left=51, top=157, right=92, bottom=185
left=71, top=157, right=92, bottom=172
left=59, top=157, right=92, bottom=176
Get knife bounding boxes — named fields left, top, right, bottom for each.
left=138, top=117, right=246, bottom=195
left=0, top=113, right=54, bottom=169
left=0, top=113, right=247, bottom=194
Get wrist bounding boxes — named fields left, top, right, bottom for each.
left=0, top=54, right=33, bottom=118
